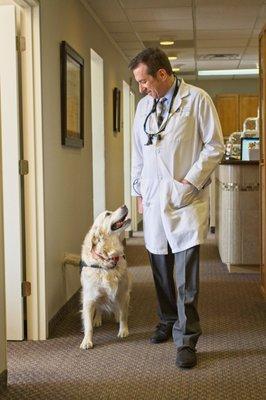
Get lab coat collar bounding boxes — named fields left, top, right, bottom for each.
left=146, top=79, right=190, bottom=112
left=172, top=79, right=190, bottom=112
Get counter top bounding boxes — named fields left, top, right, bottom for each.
left=220, top=158, right=259, bottom=165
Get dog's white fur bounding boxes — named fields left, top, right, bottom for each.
left=80, top=205, right=131, bottom=349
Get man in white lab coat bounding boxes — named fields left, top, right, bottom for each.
left=129, top=48, right=224, bottom=368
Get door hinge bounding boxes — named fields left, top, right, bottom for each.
left=16, top=36, right=26, bottom=52
left=22, top=281, right=31, bottom=297
left=19, top=160, right=29, bottom=175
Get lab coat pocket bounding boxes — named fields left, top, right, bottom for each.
left=171, top=180, right=198, bottom=208
left=140, top=178, right=158, bottom=206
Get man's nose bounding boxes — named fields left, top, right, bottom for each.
left=139, top=84, right=145, bottom=94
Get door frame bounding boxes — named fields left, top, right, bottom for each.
left=90, top=49, right=106, bottom=220
left=122, top=80, right=132, bottom=234
left=12, top=0, right=46, bottom=340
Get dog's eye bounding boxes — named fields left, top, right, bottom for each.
left=105, top=212, right=111, bottom=217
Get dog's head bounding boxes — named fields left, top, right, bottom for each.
left=82, top=205, right=131, bottom=269
left=92, top=205, right=131, bottom=236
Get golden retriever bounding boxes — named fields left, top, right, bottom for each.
left=80, top=205, right=131, bottom=349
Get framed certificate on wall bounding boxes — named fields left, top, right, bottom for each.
left=60, top=41, right=84, bottom=148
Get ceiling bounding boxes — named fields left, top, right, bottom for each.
left=83, top=0, right=266, bottom=79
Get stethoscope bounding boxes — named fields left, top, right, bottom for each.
left=143, top=77, right=181, bottom=145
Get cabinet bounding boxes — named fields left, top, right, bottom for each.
left=259, top=25, right=266, bottom=296
left=215, top=94, right=259, bottom=137
left=216, top=162, right=260, bottom=273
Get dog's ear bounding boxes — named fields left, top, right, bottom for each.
left=85, top=223, right=107, bottom=251
left=85, top=224, right=99, bottom=251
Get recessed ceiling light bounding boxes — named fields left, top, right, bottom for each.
left=160, top=41, right=174, bottom=46
left=198, top=69, right=259, bottom=76
left=168, top=56, right=177, bottom=61
left=172, top=68, right=180, bottom=72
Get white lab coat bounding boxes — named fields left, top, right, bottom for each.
left=131, top=79, right=224, bottom=254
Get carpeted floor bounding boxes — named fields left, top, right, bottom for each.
left=2, top=234, right=266, bottom=400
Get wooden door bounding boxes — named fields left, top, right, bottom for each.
left=215, top=94, right=239, bottom=137
left=239, top=95, right=259, bottom=131
left=259, top=25, right=266, bottom=297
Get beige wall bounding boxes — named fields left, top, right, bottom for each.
left=40, top=0, right=138, bottom=327
left=187, top=77, right=259, bottom=99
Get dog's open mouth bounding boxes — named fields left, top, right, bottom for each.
left=111, top=212, right=129, bottom=231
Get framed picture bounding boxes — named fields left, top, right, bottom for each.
left=113, top=87, right=121, bottom=132
left=60, top=41, right=84, bottom=147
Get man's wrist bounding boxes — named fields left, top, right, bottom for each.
left=180, top=179, right=193, bottom=186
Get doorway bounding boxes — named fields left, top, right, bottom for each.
left=0, top=0, right=46, bottom=342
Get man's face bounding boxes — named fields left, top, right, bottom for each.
left=133, top=63, right=164, bottom=99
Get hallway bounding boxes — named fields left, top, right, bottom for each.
left=2, top=235, right=265, bottom=400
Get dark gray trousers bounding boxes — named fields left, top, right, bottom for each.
left=148, top=244, right=202, bottom=349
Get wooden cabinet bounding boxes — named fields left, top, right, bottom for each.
left=215, top=94, right=259, bottom=137
left=215, top=94, right=239, bottom=137
left=259, top=25, right=266, bottom=297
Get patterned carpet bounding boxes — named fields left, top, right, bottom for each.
left=2, top=234, right=266, bottom=400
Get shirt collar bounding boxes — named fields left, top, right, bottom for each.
left=160, top=77, right=176, bottom=105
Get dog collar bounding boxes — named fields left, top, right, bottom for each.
left=79, top=260, right=102, bottom=271
left=80, top=255, right=125, bottom=272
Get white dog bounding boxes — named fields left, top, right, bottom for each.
left=80, top=205, right=131, bottom=349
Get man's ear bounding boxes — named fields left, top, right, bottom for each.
left=157, top=68, right=168, bottom=81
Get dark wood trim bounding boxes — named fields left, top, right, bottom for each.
left=220, top=159, right=259, bottom=165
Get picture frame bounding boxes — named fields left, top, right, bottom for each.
left=113, top=87, right=121, bottom=132
left=60, top=41, right=84, bottom=147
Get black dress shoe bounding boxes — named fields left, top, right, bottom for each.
left=175, top=346, right=197, bottom=368
left=150, top=323, right=173, bottom=344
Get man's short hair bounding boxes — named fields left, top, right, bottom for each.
left=128, top=47, right=173, bottom=76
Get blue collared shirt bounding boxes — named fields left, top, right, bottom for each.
left=159, top=78, right=176, bottom=118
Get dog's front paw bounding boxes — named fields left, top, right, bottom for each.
left=117, top=327, right=129, bottom=338
left=80, top=338, right=93, bottom=349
